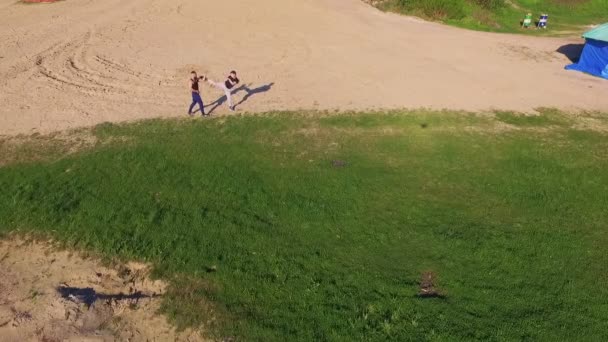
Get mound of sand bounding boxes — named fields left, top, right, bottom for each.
left=0, top=237, right=206, bottom=342
left=0, top=0, right=607, bottom=135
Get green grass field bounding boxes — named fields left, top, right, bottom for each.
left=1, top=110, right=608, bottom=340
left=378, top=0, right=608, bottom=34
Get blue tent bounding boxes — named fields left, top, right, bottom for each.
left=565, top=23, right=608, bottom=79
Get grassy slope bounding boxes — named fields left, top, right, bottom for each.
left=1, top=111, right=608, bottom=340
left=380, top=0, right=608, bottom=34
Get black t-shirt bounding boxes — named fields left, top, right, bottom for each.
left=191, top=78, right=199, bottom=92
left=225, top=75, right=239, bottom=90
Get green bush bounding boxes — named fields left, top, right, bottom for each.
left=396, top=0, right=467, bottom=20
left=475, top=0, right=505, bottom=9
left=391, top=0, right=504, bottom=21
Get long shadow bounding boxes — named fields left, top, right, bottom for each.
left=205, top=82, right=274, bottom=115
left=235, top=82, right=274, bottom=107
left=556, top=44, right=584, bottom=63
left=205, top=84, right=248, bottom=115
left=57, top=285, right=161, bottom=307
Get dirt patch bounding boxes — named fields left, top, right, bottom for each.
left=571, top=115, right=608, bottom=133
left=505, top=0, right=522, bottom=10
left=361, top=0, right=389, bottom=6
left=0, top=129, right=97, bottom=167
left=417, top=271, right=444, bottom=298
left=463, top=120, right=519, bottom=134
left=331, top=159, right=348, bottom=168
left=0, top=237, right=207, bottom=341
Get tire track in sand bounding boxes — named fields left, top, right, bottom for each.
left=33, top=31, right=156, bottom=97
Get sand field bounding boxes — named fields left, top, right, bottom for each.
left=0, top=0, right=607, bottom=136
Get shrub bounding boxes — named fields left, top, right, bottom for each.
left=474, top=0, right=505, bottom=10
left=396, top=0, right=467, bottom=20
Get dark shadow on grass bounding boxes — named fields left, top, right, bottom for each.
left=557, top=44, right=584, bottom=63
left=57, top=285, right=161, bottom=307
left=205, top=82, right=274, bottom=115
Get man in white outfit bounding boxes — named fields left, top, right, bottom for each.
left=206, top=70, right=240, bottom=111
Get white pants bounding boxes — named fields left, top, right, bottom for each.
left=208, top=80, right=233, bottom=107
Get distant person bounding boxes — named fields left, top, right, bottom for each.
left=206, top=70, right=240, bottom=111
left=536, top=14, right=549, bottom=29
left=188, top=71, right=206, bottom=116
left=522, top=13, right=532, bottom=29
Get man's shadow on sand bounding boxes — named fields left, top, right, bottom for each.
left=205, top=82, right=274, bottom=115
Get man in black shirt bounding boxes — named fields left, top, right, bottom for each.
left=207, top=70, right=240, bottom=111
left=188, top=71, right=206, bottom=116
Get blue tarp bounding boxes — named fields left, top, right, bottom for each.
left=565, top=38, right=608, bottom=79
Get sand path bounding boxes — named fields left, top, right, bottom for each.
left=1, top=0, right=606, bottom=135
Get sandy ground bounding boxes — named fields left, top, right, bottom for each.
left=0, top=0, right=607, bottom=135
left=0, top=237, right=206, bottom=342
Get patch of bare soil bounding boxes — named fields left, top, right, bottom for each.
left=361, top=0, right=388, bottom=6
left=417, top=271, right=444, bottom=298
left=571, top=114, right=608, bottom=133
left=0, top=237, right=207, bottom=342
left=505, top=0, right=522, bottom=10
left=0, top=129, right=97, bottom=167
